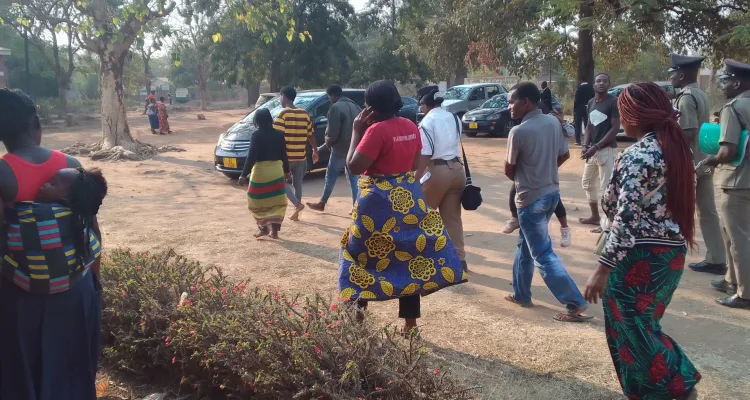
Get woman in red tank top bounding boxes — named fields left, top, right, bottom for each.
left=0, top=89, right=102, bottom=400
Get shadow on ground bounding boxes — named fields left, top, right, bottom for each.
left=429, top=345, right=623, bottom=400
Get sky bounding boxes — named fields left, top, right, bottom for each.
left=349, top=0, right=368, bottom=11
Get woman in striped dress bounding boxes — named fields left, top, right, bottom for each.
left=239, top=108, right=290, bottom=239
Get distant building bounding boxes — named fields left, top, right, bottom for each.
left=0, top=47, right=10, bottom=89
left=140, top=77, right=173, bottom=99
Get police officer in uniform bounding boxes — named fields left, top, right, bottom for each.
left=669, top=55, right=727, bottom=275
left=701, top=59, right=750, bottom=309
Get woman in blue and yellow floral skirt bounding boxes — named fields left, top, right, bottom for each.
left=339, top=81, right=466, bottom=333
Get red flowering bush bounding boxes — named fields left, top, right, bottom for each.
left=100, top=249, right=472, bottom=399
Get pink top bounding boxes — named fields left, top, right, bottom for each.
left=1, top=150, right=67, bottom=201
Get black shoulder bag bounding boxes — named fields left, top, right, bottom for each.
left=453, top=114, right=483, bottom=210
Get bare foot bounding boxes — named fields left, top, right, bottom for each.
left=269, top=228, right=279, bottom=240
left=402, top=319, right=418, bottom=337
left=254, top=229, right=269, bottom=239
left=306, top=201, right=326, bottom=212
left=578, top=216, right=600, bottom=226
left=290, top=204, right=304, bottom=221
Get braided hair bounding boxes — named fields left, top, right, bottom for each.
left=0, top=88, right=40, bottom=144
left=617, top=82, right=696, bottom=246
left=69, top=168, right=108, bottom=267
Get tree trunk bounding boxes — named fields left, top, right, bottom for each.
left=199, top=80, right=208, bottom=111
left=58, top=83, right=69, bottom=118
left=247, top=81, right=260, bottom=107
left=99, top=51, right=136, bottom=150
left=57, top=78, right=69, bottom=118
left=269, top=44, right=282, bottom=92
left=269, top=61, right=281, bottom=92
left=708, top=66, right=718, bottom=95
left=454, top=66, right=468, bottom=86
left=577, top=1, right=595, bottom=84
left=144, top=58, right=152, bottom=95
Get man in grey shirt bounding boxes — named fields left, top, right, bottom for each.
left=504, top=82, right=590, bottom=322
left=307, top=85, right=361, bottom=212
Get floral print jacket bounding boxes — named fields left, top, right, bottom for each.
left=599, top=133, right=686, bottom=268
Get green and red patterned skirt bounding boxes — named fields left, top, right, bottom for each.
left=603, top=244, right=700, bottom=400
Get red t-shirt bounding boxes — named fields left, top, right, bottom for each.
left=356, top=117, right=421, bottom=175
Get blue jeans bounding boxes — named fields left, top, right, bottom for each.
left=321, top=152, right=358, bottom=204
left=512, top=191, right=587, bottom=312
left=285, top=161, right=307, bottom=207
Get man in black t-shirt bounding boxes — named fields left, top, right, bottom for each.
left=579, top=73, right=620, bottom=233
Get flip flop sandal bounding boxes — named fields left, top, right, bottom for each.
left=504, top=294, right=533, bottom=308
left=554, top=312, right=594, bottom=323
left=590, top=227, right=603, bottom=234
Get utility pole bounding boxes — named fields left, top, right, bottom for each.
left=548, top=57, right=552, bottom=88
left=24, top=26, right=31, bottom=97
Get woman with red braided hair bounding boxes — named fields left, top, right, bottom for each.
left=584, top=82, right=700, bottom=400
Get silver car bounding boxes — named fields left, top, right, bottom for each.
left=416, top=83, right=507, bottom=123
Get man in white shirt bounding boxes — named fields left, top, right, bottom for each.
left=416, top=89, right=468, bottom=271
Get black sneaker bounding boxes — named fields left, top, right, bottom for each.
left=711, top=278, right=737, bottom=294
left=688, top=260, right=727, bottom=275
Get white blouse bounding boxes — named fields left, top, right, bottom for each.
left=419, top=108, right=461, bottom=161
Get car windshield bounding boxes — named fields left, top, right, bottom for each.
left=241, top=95, right=319, bottom=122
left=444, top=87, right=471, bottom=100
left=608, top=87, right=625, bottom=97
left=481, top=94, right=508, bottom=109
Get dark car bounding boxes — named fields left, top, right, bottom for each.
left=400, top=96, right=419, bottom=123
left=460, top=93, right=562, bottom=138
left=461, top=93, right=513, bottom=137
left=214, top=89, right=416, bottom=179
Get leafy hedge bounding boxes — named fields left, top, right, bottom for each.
left=100, top=249, right=472, bottom=399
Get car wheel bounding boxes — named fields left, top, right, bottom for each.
left=502, top=119, right=513, bottom=137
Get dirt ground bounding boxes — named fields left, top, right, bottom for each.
left=34, top=109, right=750, bottom=399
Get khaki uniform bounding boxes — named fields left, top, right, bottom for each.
left=675, top=84, right=725, bottom=264
left=717, top=90, right=750, bottom=298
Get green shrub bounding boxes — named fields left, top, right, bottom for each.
left=100, top=249, right=472, bottom=399
left=35, top=97, right=57, bottom=124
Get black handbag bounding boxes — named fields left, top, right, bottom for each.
left=453, top=115, right=483, bottom=210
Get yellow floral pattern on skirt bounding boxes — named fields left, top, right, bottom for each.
left=339, top=172, right=466, bottom=302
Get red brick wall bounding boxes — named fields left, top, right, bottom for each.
left=0, top=55, right=6, bottom=88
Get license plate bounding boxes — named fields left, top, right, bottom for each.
left=223, top=158, right=237, bottom=168
left=469, top=123, right=478, bottom=129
